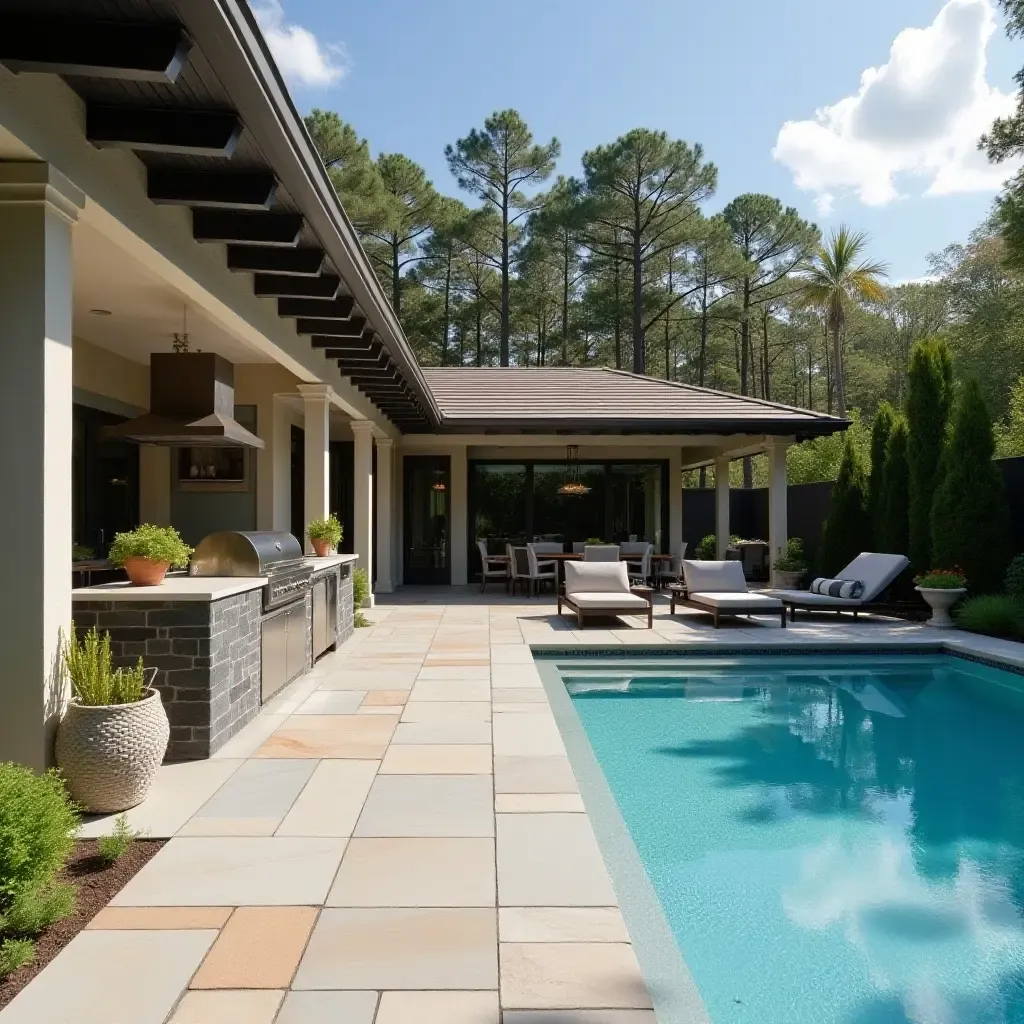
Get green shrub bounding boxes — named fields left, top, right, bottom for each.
left=868, top=402, right=896, bottom=548
left=97, top=815, right=141, bottom=866
left=0, top=938, right=34, bottom=979
left=0, top=882, right=76, bottom=936
left=63, top=626, right=147, bottom=706
left=695, top=534, right=717, bottom=560
left=955, top=594, right=1024, bottom=639
left=108, top=524, right=192, bottom=568
left=906, top=338, right=954, bottom=572
left=931, top=379, right=1012, bottom=594
left=879, top=417, right=910, bottom=557
left=820, top=434, right=869, bottom=575
left=307, top=514, right=343, bottom=547
left=0, top=764, right=78, bottom=913
left=352, top=567, right=371, bottom=627
left=913, top=568, right=966, bottom=589
left=772, top=538, right=807, bottom=572
left=1005, top=555, right=1024, bottom=598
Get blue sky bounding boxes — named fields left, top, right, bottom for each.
left=254, top=0, right=1022, bottom=281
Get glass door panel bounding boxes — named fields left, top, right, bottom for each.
left=404, top=456, right=451, bottom=584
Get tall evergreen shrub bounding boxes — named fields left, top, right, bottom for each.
left=879, top=418, right=910, bottom=558
left=820, top=434, right=869, bottom=575
left=906, top=339, right=953, bottom=571
left=931, top=379, right=1012, bottom=593
left=868, top=402, right=896, bottom=546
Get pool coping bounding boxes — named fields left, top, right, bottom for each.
left=534, top=631, right=1024, bottom=1024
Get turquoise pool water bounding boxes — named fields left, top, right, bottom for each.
left=565, top=654, right=1024, bottom=1024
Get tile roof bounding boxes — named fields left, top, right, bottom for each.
left=420, top=367, right=847, bottom=436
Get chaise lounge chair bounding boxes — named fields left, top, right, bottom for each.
left=768, top=552, right=909, bottom=620
left=558, top=561, right=653, bottom=628
left=680, top=559, right=787, bottom=628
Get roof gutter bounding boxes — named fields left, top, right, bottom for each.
left=180, top=0, right=441, bottom=426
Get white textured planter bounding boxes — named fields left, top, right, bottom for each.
left=772, top=569, right=805, bottom=590
left=55, top=688, right=169, bottom=813
left=916, top=586, right=966, bottom=629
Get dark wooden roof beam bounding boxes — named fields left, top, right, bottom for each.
left=253, top=274, right=341, bottom=299
left=193, top=211, right=303, bottom=247
left=278, top=296, right=355, bottom=318
left=0, top=18, right=191, bottom=83
left=148, top=170, right=277, bottom=210
left=303, top=318, right=368, bottom=340
left=228, top=246, right=324, bottom=276
left=87, top=105, right=242, bottom=157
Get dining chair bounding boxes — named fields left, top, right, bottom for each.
left=508, top=544, right=530, bottom=597
left=525, top=544, right=558, bottom=597
left=620, top=542, right=653, bottom=584
left=477, top=539, right=509, bottom=593
left=583, top=545, right=620, bottom=562
left=571, top=542, right=587, bottom=554
left=656, top=543, right=688, bottom=588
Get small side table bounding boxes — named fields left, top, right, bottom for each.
left=667, top=584, right=688, bottom=615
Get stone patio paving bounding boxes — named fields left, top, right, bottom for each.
left=3, top=588, right=1018, bottom=1024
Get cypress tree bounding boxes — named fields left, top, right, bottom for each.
left=820, top=434, right=870, bottom=575
left=931, top=379, right=1012, bottom=593
left=879, top=417, right=910, bottom=558
left=906, top=338, right=953, bottom=571
left=868, top=402, right=896, bottom=547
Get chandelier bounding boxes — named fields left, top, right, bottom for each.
left=557, top=445, right=591, bottom=496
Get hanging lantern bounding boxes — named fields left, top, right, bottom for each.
left=558, top=445, right=591, bottom=496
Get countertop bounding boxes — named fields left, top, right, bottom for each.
left=72, top=553, right=358, bottom=603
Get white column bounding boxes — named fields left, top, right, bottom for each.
left=375, top=437, right=394, bottom=593
left=669, top=448, right=683, bottom=554
left=298, top=384, right=331, bottom=552
left=0, top=163, right=84, bottom=770
left=450, top=443, right=468, bottom=586
left=714, top=455, right=730, bottom=560
left=768, top=440, right=790, bottom=564
left=351, top=420, right=374, bottom=605
left=271, top=394, right=292, bottom=532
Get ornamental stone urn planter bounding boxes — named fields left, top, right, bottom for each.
left=55, top=686, right=169, bottom=813
left=916, top=586, right=966, bottom=629
left=123, top=556, right=170, bottom=586
left=772, top=569, right=805, bottom=590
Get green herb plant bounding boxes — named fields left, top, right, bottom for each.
left=107, top=524, right=192, bottom=569
left=0, top=938, right=34, bottom=979
left=307, top=515, right=343, bottom=547
left=97, top=815, right=144, bottom=866
left=913, top=568, right=967, bottom=590
left=62, top=626, right=147, bottom=706
left=772, top=538, right=808, bottom=573
left=352, top=567, right=371, bottom=627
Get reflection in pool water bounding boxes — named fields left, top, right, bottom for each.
left=567, top=656, right=1024, bottom=1024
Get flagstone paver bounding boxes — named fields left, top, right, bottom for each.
left=11, top=589, right=933, bottom=1023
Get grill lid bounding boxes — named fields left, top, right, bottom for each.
left=189, top=530, right=304, bottom=577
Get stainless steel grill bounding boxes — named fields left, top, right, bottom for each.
left=189, top=530, right=314, bottom=612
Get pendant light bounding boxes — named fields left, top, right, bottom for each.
left=558, top=445, right=591, bottom=496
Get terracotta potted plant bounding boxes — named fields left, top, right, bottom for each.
left=307, top=514, right=343, bottom=558
left=55, top=625, right=169, bottom=813
left=914, top=567, right=967, bottom=628
left=108, top=524, right=192, bottom=586
left=771, top=538, right=808, bottom=589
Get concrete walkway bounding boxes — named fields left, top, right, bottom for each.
left=5, top=590, right=1016, bottom=1024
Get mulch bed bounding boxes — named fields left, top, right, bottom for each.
left=0, top=837, right=166, bottom=1010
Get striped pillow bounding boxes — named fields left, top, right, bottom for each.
left=809, top=577, right=864, bottom=599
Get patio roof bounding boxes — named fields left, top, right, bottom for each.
left=421, top=367, right=849, bottom=437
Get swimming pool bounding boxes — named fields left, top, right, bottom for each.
left=560, top=653, right=1024, bottom=1024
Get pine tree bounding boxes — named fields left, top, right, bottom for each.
left=820, top=434, right=869, bottom=575
left=879, top=417, right=910, bottom=558
left=868, top=402, right=896, bottom=547
left=931, top=379, right=1012, bottom=593
left=906, top=338, right=954, bottom=571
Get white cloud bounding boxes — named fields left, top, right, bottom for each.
left=252, top=0, right=347, bottom=88
left=773, top=0, right=1019, bottom=211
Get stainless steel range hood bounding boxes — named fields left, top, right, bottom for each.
left=107, top=352, right=265, bottom=449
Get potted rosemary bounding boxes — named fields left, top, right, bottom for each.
left=914, top=567, right=967, bottom=628
left=55, top=626, right=168, bottom=813
left=307, top=514, right=343, bottom=557
left=771, top=538, right=808, bottom=590
left=108, top=524, right=192, bottom=586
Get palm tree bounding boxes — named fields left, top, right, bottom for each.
left=800, top=226, right=889, bottom=417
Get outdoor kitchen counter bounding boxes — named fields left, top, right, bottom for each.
left=71, top=574, right=267, bottom=602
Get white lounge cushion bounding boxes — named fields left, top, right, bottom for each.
left=682, top=559, right=748, bottom=594
left=689, top=592, right=783, bottom=610
left=835, top=553, right=909, bottom=602
left=564, top=560, right=631, bottom=596
left=769, top=589, right=862, bottom=607
left=566, top=592, right=651, bottom=610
